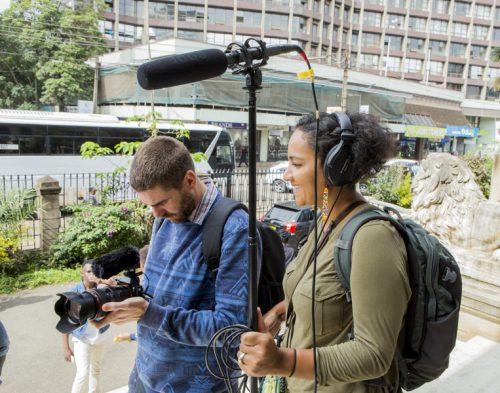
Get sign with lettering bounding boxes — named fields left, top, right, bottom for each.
left=0, top=144, right=19, bottom=150
left=445, top=125, right=478, bottom=138
left=405, top=125, right=446, bottom=139
left=208, top=121, right=247, bottom=129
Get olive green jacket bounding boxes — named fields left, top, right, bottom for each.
left=282, top=204, right=410, bottom=393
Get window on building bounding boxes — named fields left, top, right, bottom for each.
left=265, top=13, right=289, bottom=31
left=363, top=11, right=382, bottom=27
left=387, top=0, right=406, bottom=7
left=429, top=61, right=444, bottom=75
left=450, top=42, right=466, bottom=57
left=496, top=7, right=500, bottom=21
left=409, top=0, right=428, bottom=10
left=404, top=58, right=422, bottom=73
left=323, top=24, right=330, bottom=40
left=313, top=0, right=321, bottom=12
left=362, top=32, right=381, bottom=47
left=177, top=30, right=203, bottom=41
left=469, top=65, right=483, bottom=79
left=474, top=5, right=491, bottom=19
left=453, top=2, right=471, bottom=17
left=359, top=53, right=380, bottom=69
left=312, top=22, right=318, bottom=37
left=343, top=7, right=350, bottom=22
left=292, top=16, right=307, bottom=33
left=352, top=10, right=360, bottom=25
left=494, top=28, right=500, bottom=41
left=466, top=85, right=482, bottom=99
left=178, top=5, right=205, bottom=23
left=409, top=17, right=427, bottom=32
left=98, top=20, right=114, bottom=39
left=486, top=87, right=500, bottom=101
left=351, top=31, right=359, bottom=45
left=407, top=38, right=425, bottom=52
left=470, top=45, right=487, bottom=60
left=452, top=22, right=469, bottom=38
left=149, top=1, right=170, bottom=19
left=447, top=83, right=463, bottom=91
left=447, top=63, right=464, bottom=78
left=489, top=68, right=500, bottom=79
left=429, top=40, right=447, bottom=54
left=207, top=32, right=233, bottom=46
left=385, top=35, right=403, bottom=50
left=118, top=23, right=136, bottom=42
left=207, top=7, right=233, bottom=25
left=432, top=0, right=450, bottom=14
left=472, top=25, right=489, bottom=40
left=104, top=0, right=113, bottom=13
left=150, top=27, right=173, bottom=40
left=350, top=52, right=358, bottom=67
left=385, top=56, right=401, bottom=72
left=324, top=0, right=331, bottom=15
left=386, top=14, right=405, bottom=29
left=430, top=19, right=448, bottom=35
left=365, top=0, right=384, bottom=5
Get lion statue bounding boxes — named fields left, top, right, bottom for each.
left=412, top=153, right=500, bottom=255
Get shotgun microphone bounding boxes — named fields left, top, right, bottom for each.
left=137, top=44, right=302, bottom=90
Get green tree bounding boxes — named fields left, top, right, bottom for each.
left=492, top=47, right=500, bottom=91
left=0, top=0, right=107, bottom=110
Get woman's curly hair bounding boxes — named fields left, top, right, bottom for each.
left=295, top=112, right=398, bottom=183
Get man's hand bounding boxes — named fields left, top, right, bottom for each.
left=63, top=346, right=74, bottom=362
left=91, top=297, right=149, bottom=328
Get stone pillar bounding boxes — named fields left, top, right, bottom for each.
left=490, top=153, right=500, bottom=203
left=36, top=176, right=62, bottom=251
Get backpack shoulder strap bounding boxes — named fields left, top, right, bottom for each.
left=202, top=197, right=248, bottom=272
left=334, top=208, right=398, bottom=302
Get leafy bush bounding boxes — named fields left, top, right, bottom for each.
left=460, top=154, right=492, bottom=199
left=367, top=166, right=413, bottom=208
left=0, top=234, right=19, bottom=264
left=49, top=201, right=151, bottom=268
left=0, top=266, right=80, bottom=294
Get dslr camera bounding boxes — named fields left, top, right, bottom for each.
left=55, top=246, right=144, bottom=334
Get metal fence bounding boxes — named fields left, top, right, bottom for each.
left=1, top=168, right=294, bottom=250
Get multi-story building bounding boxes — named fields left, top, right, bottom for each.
left=99, top=0, right=500, bottom=101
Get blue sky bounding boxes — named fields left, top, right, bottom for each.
left=0, top=0, right=9, bottom=12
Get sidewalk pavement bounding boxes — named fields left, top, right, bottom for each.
left=0, top=283, right=137, bottom=393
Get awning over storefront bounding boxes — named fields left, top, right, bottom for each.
left=405, top=103, right=470, bottom=128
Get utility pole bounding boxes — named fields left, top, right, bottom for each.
left=341, top=49, right=349, bottom=111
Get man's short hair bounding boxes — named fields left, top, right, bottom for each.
left=130, top=136, right=195, bottom=191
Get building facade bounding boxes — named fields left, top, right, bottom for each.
left=99, top=0, right=500, bottom=101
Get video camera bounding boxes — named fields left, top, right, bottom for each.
left=54, top=246, right=144, bottom=334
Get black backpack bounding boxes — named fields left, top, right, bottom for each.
left=202, top=197, right=286, bottom=315
left=334, top=206, right=462, bottom=391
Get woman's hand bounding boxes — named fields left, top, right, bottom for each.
left=238, top=308, right=285, bottom=377
left=263, top=301, right=286, bottom=337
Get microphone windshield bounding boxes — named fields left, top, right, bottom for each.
left=137, top=49, right=228, bottom=90
left=91, top=246, right=140, bottom=279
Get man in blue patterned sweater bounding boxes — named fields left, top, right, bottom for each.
left=93, top=136, right=248, bottom=392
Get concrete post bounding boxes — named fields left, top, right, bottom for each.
left=36, top=176, right=62, bottom=251
left=490, top=153, right=500, bottom=203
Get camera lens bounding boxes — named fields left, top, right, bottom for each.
left=55, top=285, right=132, bottom=333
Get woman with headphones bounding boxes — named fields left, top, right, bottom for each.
left=238, top=112, right=410, bottom=392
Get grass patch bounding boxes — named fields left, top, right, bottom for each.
left=0, top=267, right=80, bottom=294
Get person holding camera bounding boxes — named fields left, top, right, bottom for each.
left=62, top=261, right=110, bottom=393
left=93, top=136, right=249, bottom=393
left=237, top=112, right=410, bottom=392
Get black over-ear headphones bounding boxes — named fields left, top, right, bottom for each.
left=323, top=112, right=356, bottom=186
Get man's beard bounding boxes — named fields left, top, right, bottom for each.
left=164, top=190, right=196, bottom=223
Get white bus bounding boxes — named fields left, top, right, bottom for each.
left=0, top=110, right=235, bottom=175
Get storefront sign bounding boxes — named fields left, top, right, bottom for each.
left=445, top=125, right=478, bottom=138
left=405, top=125, right=446, bottom=139
left=208, top=121, right=247, bottom=129
left=0, top=144, right=18, bottom=150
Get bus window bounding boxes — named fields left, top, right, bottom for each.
left=50, top=137, right=75, bottom=155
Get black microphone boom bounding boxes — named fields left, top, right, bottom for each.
left=91, top=246, right=140, bottom=279
left=137, top=44, right=301, bottom=90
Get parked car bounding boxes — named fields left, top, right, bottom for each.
left=260, top=201, right=318, bottom=257
left=263, top=161, right=292, bottom=193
